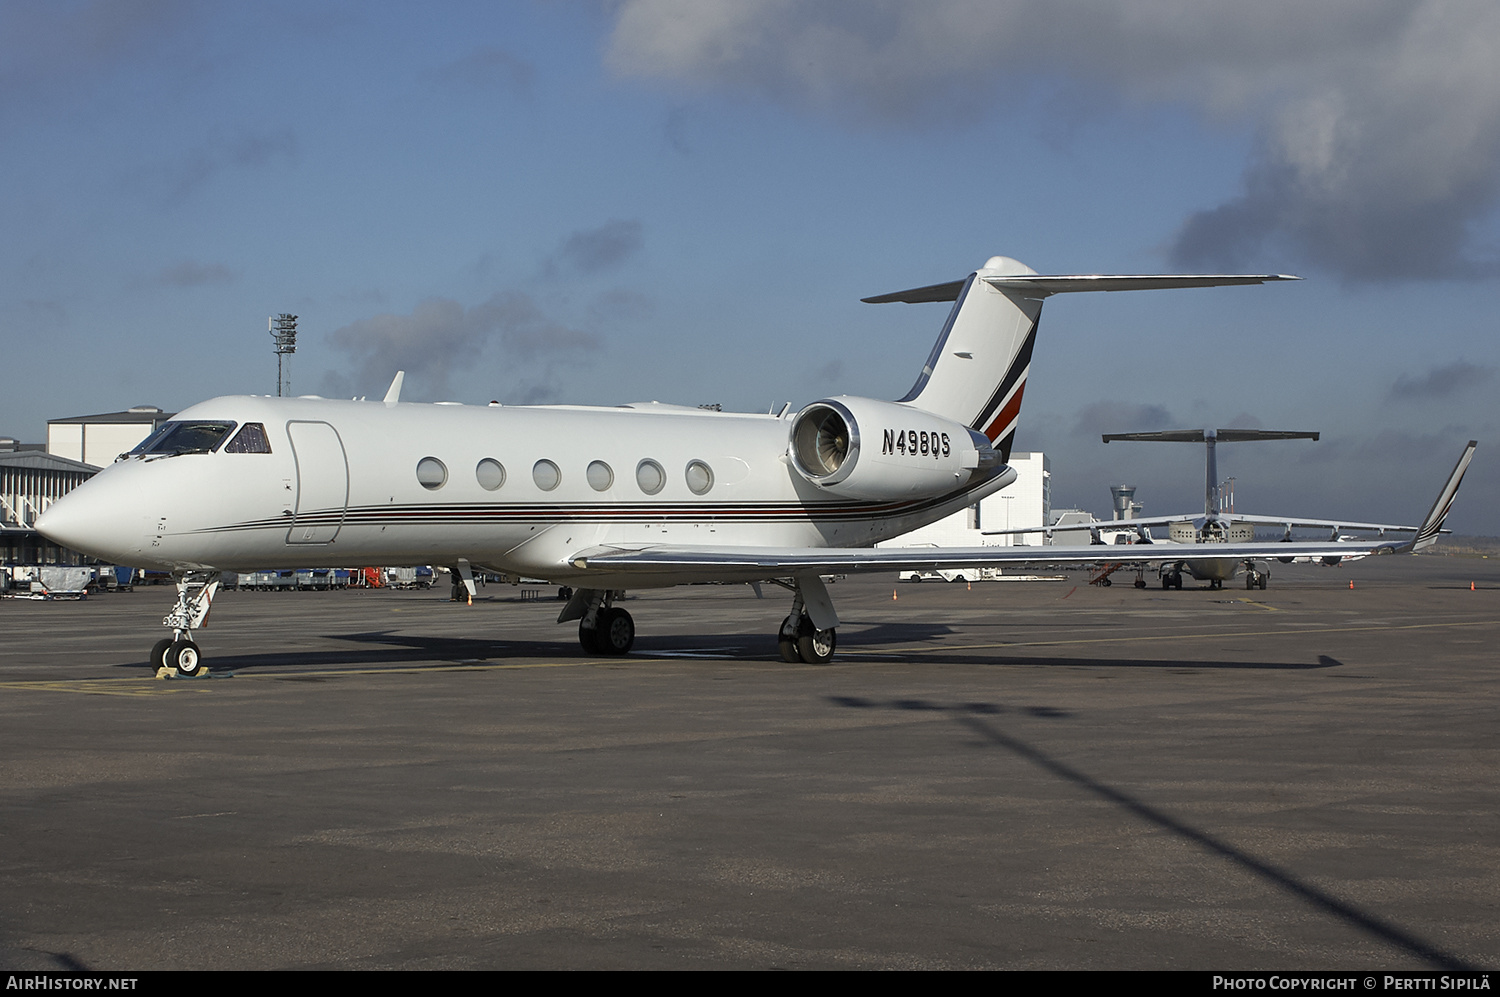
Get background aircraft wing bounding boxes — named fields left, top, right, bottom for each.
left=982, top=515, right=1191, bottom=537
left=1219, top=513, right=1425, bottom=534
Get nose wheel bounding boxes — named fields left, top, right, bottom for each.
left=167, top=640, right=203, bottom=675
left=152, top=571, right=220, bottom=676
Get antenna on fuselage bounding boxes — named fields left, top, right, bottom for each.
left=383, top=371, right=405, bottom=406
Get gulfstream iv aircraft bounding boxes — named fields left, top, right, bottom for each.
left=35, top=257, right=1473, bottom=674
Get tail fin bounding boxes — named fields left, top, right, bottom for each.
left=878, top=257, right=1042, bottom=463
left=1411, top=441, right=1477, bottom=550
left=865, top=258, right=1298, bottom=463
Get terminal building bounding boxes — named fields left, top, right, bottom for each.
left=0, top=443, right=99, bottom=565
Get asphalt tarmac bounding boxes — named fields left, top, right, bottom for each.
left=1, top=555, right=1496, bottom=970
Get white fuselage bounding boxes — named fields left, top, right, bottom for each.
left=44, top=394, right=1010, bottom=586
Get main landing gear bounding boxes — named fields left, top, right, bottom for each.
left=152, top=571, right=221, bottom=676
left=778, top=613, right=837, bottom=664
left=558, top=576, right=842, bottom=663
left=564, top=589, right=635, bottom=656
left=773, top=575, right=839, bottom=664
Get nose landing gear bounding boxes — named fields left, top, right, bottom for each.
left=153, top=571, right=220, bottom=676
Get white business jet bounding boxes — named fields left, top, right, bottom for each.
left=35, top=256, right=1472, bottom=673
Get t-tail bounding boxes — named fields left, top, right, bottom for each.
left=1099, top=429, right=1321, bottom=518
left=863, top=257, right=1299, bottom=462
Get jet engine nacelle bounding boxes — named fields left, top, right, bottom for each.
left=787, top=396, right=999, bottom=501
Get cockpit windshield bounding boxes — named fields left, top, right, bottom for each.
left=129, top=420, right=237, bottom=457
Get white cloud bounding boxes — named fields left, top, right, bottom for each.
left=606, top=0, right=1500, bottom=280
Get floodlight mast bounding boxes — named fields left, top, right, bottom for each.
left=270, top=313, right=298, bottom=396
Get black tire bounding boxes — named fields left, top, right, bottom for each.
left=579, top=620, right=602, bottom=655
left=1247, top=575, right=1256, bottom=590
left=168, top=640, right=202, bottom=676
left=797, top=627, right=837, bottom=664
left=1161, top=576, right=1170, bottom=589
left=777, top=615, right=801, bottom=662
left=1259, top=576, right=1268, bottom=590
left=952, top=575, right=966, bottom=584
left=598, top=607, right=635, bottom=655
left=1101, top=577, right=1112, bottom=587
left=150, top=638, right=173, bottom=670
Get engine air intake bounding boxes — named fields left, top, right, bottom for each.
left=791, top=402, right=857, bottom=482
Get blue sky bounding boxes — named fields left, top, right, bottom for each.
left=4, top=1, right=1497, bottom=532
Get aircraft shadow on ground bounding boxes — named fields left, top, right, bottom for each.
left=112, top=624, right=1347, bottom=673
left=822, top=694, right=1477, bottom=972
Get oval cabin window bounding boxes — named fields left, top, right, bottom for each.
left=416, top=457, right=448, bottom=490
left=476, top=458, right=506, bottom=491
left=532, top=459, right=561, bottom=491
left=685, top=460, right=714, bottom=495
left=587, top=460, right=614, bottom=491
left=636, top=459, right=665, bottom=495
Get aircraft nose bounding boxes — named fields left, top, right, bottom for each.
left=35, top=474, right=142, bottom=563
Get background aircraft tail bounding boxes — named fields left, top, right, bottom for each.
left=864, top=258, right=1298, bottom=463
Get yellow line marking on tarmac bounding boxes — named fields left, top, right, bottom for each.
left=241, top=660, right=590, bottom=679
left=0, top=679, right=202, bottom=698
left=1237, top=599, right=1281, bottom=612
left=838, top=618, right=1500, bottom=655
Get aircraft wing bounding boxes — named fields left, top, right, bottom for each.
left=566, top=538, right=1408, bottom=583
left=983, top=512, right=1428, bottom=537
left=573, top=440, right=1475, bottom=581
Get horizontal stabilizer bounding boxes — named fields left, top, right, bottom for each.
left=864, top=273, right=1298, bottom=304
left=1103, top=429, right=1319, bottom=444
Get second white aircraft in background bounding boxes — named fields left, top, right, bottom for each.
left=988, top=428, right=1470, bottom=590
